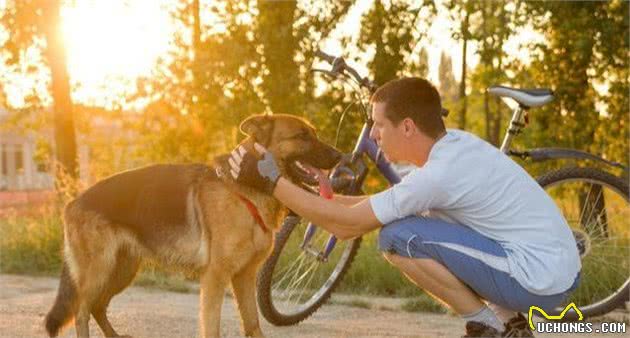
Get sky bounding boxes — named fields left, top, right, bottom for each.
left=0, top=0, right=544, bottom=110
left=322, top=0, right=474, bottom=84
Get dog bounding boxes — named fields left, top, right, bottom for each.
left=44, top=114, right=342, bottom=338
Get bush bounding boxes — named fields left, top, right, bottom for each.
left=0, top=206, right=64, bottom=275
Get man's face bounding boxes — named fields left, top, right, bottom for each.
left=369, top=102, right=407, bottom=163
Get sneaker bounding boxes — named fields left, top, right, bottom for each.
left=502, top=313, right=535, bottom=337
left=463, top=321, right=502, bottom=337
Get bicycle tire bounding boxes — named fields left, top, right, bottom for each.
left=257, top=214, right=362, bottom=326
left=537, top=166, right=629, bottom=319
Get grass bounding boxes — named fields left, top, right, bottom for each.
left=0, top=206, right=430, bottom=300
left=334, top=232, right=430, bottom=297
left=0, top=205, right=64, bottom=275
left=401, top=295, right=449, bottom=314
left=329, top=298, right=372, bottom=309
left=3, top=203, right=628, bottom=313
left=133, top=264, right=195, bottom=293
left=0, top=205, right=196, bottom=293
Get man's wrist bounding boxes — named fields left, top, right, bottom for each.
left=270, top=176, right=286, bottom=196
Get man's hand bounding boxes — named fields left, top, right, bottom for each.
left=228, top=143, right=280, bottom=194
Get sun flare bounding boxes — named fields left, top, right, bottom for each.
left=61, top=1, right=174, bottom=107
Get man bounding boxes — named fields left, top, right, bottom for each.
left=227, top=78, right=581, bottom=337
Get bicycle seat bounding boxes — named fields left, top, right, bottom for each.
left=488, top=85, right=554, bottom=108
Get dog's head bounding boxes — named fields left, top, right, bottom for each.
left=239, top=114, right=342, bottom=183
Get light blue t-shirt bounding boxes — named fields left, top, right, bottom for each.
left=370, top=129, right=581, bottom=296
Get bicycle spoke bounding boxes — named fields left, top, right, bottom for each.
left=544, top=171, right=629, bottom=315
left=291, top=261, right=321, bottom=307
left=284, top=259, right=320, bottom=306
left=273, top=250, right=309, bottom=291
left=577, top=183, right=595, bottom=227
left=583, top=188, right=605, bottom=232
left=274, top=252, right=310, bottom=298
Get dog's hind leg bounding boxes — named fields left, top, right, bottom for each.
left=75, top=266, right=111, bottom=338
left=231, top=261, right=264, bottom=338
left=91, top=248, right=140, bottom=337
left=71, top=229, right=122, bottom=338
left=75, top=296, right=94, bottom=338
left=199, top=266, right=230, bottom=338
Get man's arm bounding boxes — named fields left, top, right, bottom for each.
left=273, top=178, right=382, bottom=240
left=332, top=194, right=369, bottom=206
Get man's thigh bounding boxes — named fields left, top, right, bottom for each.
left=377, top=216, right=573, bottom=312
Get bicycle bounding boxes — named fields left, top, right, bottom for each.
left=256, top=51, right=629, bottom=325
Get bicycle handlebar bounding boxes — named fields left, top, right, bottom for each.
left=315, top=50, right=336, bottom=64
left=315, top=51, right=378, bottom=93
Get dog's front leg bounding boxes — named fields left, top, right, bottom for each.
left=231, top=262, right=264, bottom=337
left=200, top=267, right=229, bottom=338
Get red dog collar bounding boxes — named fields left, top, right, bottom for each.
left=234, top=192, right=269, bottom=232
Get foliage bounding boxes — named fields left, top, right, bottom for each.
left=1, top=0, right=78, bottom=180
left=0, top=1, right=625, bottom=170
left=517, top=0, right=629, bottom=169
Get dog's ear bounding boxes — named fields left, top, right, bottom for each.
left=240, top=114, right=274, bottom=145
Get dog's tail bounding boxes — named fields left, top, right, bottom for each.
left=44, top=261, right=78, bottom=337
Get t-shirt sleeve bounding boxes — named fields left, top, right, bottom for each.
left=369, top=169, right=444, bottom=225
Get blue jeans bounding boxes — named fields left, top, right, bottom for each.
left=378, top=216, right=580, bottom=312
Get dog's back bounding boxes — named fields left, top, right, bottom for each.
left=77, top=164, right=216, bottom=245
left=45, top=163, right=219, bottom=337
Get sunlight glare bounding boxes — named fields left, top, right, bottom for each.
left=61, top=1, right=174, bottom=107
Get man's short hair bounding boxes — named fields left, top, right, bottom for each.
left=370, top=77, right=446, bottom=139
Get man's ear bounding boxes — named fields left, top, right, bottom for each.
left=239, top=114, right=274, bottom=145
left=402, top=118, right=417, bottom=136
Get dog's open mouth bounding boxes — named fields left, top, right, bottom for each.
left=289, top=161, right=333, bottom=199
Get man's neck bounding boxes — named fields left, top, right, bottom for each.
left=409, top=130, right=447, bottom=167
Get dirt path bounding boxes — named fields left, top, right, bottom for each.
left=0, top=274, right=625, bottom=338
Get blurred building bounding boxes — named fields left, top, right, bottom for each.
left=0, top=107, right=89, bottom=192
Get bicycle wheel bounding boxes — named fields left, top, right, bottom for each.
left=257, top=213, right=362, bottom=326
left=537, top=167, right=629, bottom=319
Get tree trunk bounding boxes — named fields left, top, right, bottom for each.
left=191, top=0, right=201, bottom=87
left=458, top=11, right=469, bottom=130
left=44, top=1, right=78, bottom=182
left=484, top=91, right=491, bottom=141
left=257, top=1, right=300, bottom=115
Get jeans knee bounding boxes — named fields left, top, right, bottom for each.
left=378, top=225, right=399, bottom=254
left=378, top=217, right=422, bottom=256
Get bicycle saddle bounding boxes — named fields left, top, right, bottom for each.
left=488, top=85, right=554, bottom=108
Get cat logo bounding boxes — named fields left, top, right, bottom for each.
left=528, top=302, right=583, bottom=330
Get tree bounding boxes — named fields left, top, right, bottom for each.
left=256, top=1, right=300, bottom=116
left=358, top=0, right=436, bottom=86
left=444, top=0, right=475, bottom=130
left=2, top=0, right=78, bottom=182
left=520, top=1, right=628, bottom=168
left=131, top=0, right=354, bottom=161
left=438, top=52, right=458, bottom=103
left=416, top=47, right=430, bottom=78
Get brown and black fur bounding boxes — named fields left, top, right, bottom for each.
left=44, top=114, right=341, bottom=338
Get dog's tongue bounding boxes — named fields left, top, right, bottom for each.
left=301, top=163, right=333, bottom=199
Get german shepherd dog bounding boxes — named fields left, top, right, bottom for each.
left=44, top=114, right=342, bottom=338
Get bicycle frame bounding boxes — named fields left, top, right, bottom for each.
left=351, top=122, right=401, bottom=185
left=300, top=121, right=403, bottom=260
left=499, top=106, right=626, bottom=170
